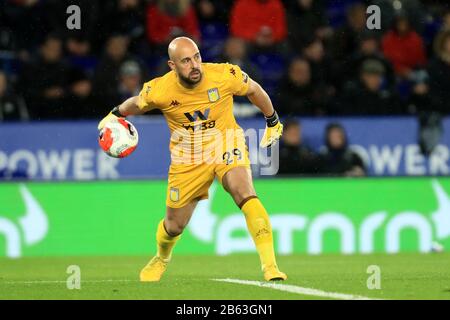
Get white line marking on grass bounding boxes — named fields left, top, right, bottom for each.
left=212, top=278, right=382, bottom=300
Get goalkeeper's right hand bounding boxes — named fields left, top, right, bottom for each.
left=98, top=106, right=124, bottom=130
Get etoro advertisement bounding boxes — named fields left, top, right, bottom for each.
left=1, top=178, right=449, bottom=258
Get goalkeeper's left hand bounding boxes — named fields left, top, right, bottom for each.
left=260, top=111, right=283, bottom=148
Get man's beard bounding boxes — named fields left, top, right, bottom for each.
left=179, top=69, right=202, bottom=86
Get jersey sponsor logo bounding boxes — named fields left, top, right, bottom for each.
left=182, top=120, right=216, bottom=132
left=207, top=88, right=220, bottom=102
left=184, top=108, right=210, bottom=122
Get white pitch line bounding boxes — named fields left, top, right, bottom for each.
left=212, top=278, right=381, bottom=300
left=4, top=278, right=381, bottom=300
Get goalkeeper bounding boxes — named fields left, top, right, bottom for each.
left=98, top=37, right=286, bottom=282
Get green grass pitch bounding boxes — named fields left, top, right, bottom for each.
left=1, top=253, right=450, bottom=300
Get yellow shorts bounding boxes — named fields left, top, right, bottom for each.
left=166, top=143, right=250, bottom=208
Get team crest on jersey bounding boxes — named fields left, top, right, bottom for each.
left=170, top=187, right=179, bottom=202
left=208, top=88, right=220, bottom=102
left=207, top=88, right=220, bottom=102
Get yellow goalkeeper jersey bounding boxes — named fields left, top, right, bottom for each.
left=136, top=63, right=250, bottom=162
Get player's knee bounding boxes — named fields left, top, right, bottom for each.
left=241, top=184, right=255, bottom=197
left=230, top=186, right=255, bottom=206
left=164, top=220, right=186, bottom=236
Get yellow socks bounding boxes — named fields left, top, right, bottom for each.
left=156, top=219, right=181, bottom=261
left=240, top=197, right=277, bottom=271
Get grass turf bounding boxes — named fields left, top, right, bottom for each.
left=1, top=253, right=450, bottom=300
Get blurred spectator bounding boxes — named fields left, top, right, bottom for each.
left=382, top=15, right=427, bottom=78
left=118, top=60, right=143, bottom=101
left=0, top=71, right=29, bottom=121
left=336, top=59, right=402, bottom=115
left=100, top=0, right=145, bottom=51
left=319, top=123, right=366, bottom=177
left=277, top=57, right=330, bottom=116
left=65, top=34, right=98, bottom=73
left=331, top=3, right=367, bottom=62
left=428, top=29, right=450, bottom=114
left=442, top=10, right=450, bottom=31
left=406, top=69, right=437, bottom=115
left=0, top=2, right=15, bottom=52
left=43, top=1, right=101, bottom=53
left=219, top=37, right=261, bottom=83
left=66, top=35, right=91, bottom=58
left=372, top=0, right=426, bottom=35
left=93, top=34, right=147, bottom=112
left=2, top=0, right=101, bottom=55
left=65, top=69, right=95, bottom=119
left=285, top=0, right=332, bottom=52
left=65, top=1, right=101, bottom=38
left=302, top=37, right=334, bottom=87
left=338, top=32, right=395, bottom=90
left=277, top=119, right=321, bottom=175
left=195, top=0, right=232, bottom=23
left=146, top=0, right=201, bottom=47
left=2, top=0, right=449, bottom=122
left=1, top=0, right=49, bottom=54
left=18, top=34, right=70, bottom=119
left=230, top=0, right=287, bottom=49
left=431, top=10, right=450, bottom=59
left=405, top=68, right=444, bottom=156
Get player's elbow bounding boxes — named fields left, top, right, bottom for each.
left=246, top=79, right=263, bottom=97
left=247, top=81, right=268, bottom=100
left=130, top=95, right=140, bottom=106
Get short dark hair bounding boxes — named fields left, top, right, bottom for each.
left=284, top=118, right=301, bottom=131
left=41, top=32, right=62, bottom=46
left=325, top=122, right=346, bottom=136
left=325, top=122, right=348, bottom=148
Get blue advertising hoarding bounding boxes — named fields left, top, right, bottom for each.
left=0, top=116, right=449, bottom=180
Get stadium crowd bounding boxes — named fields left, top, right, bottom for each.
left=1, top=0, right=449, bottom=176
left=1, top=0, right=450, bottom=119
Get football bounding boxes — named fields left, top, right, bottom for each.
left=99, top=118, right=139, bottom=158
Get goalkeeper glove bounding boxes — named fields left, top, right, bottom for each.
left=98, top=106, right=125, bottom=130
left=260, top=111, right=283, bottom=148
